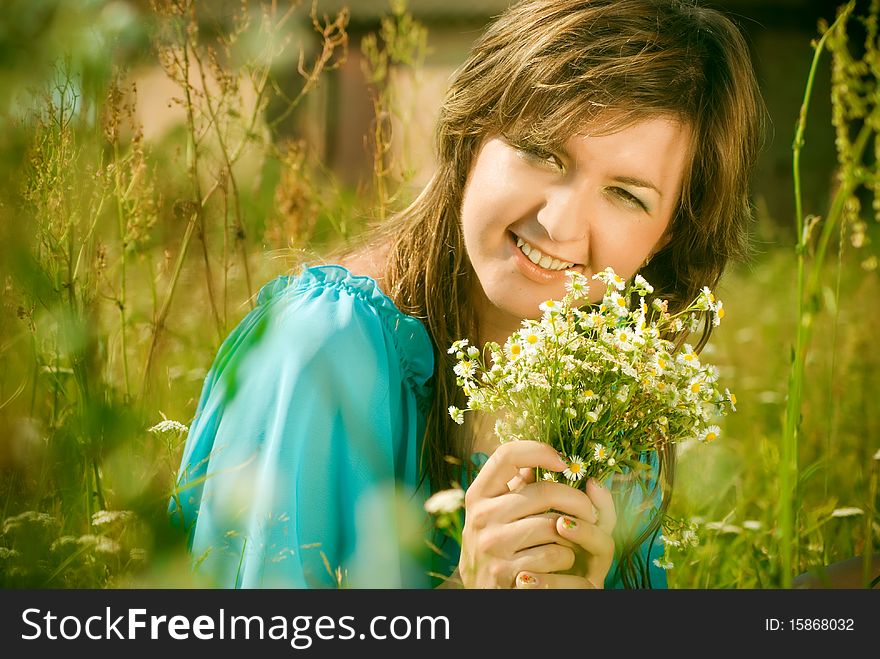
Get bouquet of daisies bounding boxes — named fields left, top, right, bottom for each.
left=447, top=267, right=736, bottom=491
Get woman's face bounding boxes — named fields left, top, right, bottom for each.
left=460, top=116, right=691, bottom=340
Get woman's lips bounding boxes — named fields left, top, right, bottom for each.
left=508, top=231, right=582, bottom=284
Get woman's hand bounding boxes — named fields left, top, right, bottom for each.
left=458, top=440, right=616, bottom=588
left=515, top=477, right=617, bottom=589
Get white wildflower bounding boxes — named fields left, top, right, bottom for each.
left=830, top=507, right=864, bottom=518
left=563, top=455, right=586, bottom=482
left=448, top=406, right=464, bottom=425
left=91, top=510, right=133, bottom=527
left=148, top=419, right=189, bottom=435
left=424, top=488, right=465, bottom=514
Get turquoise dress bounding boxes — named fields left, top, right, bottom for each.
left=171, top=264, right=668, bottom=588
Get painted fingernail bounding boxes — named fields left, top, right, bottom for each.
left=560, top=516, right=577, bottom=531
left=516, top=572, right=538, bottom=588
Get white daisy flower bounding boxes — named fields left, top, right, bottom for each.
left=696, top=286, right=716, bottom=311
left=505, top=341, right=524, bottom=360
left=653, top=558, right=675, bottom=570
left=448, top=406, right=464, bottom=425
left=698, top=425, right=721, bottom=443
left=542, top=471, right=559, bottom=483
left=454, top=360, right=476, bottom=379
left=563, top=455, right=586, bottom=482
left=633, top=273, right=654, bottom=294
left=447, top=339, right=469, bottom=355
left=712, top=300, right=725, bottom=326
left=539, top=299, right=561, bottom=314
left=593, top=444, right=608, bottom=462
left=725, top=388, right=737, bottom=411
left=594, top=267, right=626, bottom=291
left=606, top=291, right=630, bottom=316
left=424, top=488, right=465, bottom=514
left=564, top=271, right=590, bottom=296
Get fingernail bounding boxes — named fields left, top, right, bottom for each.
left=556, top=452, right=568, bottom=469
left=559, top=516, right=577, bottom=531
left=516, top=572, right=539, bottom=588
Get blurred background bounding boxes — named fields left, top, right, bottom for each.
left=0, top=0, right=876, bottom=588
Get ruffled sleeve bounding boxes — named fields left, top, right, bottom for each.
left=170, top=265, right=435, bottom=588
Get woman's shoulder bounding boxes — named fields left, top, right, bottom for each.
left=251, top=262, right=434, bottom=391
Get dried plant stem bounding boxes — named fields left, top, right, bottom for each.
left=176, top=32, right=223, bottom=338
left=191, top=47, right=253, bottom=316
left=113, top=142, right=131, bottom=400
left=141, top=208, right=199, bottom=398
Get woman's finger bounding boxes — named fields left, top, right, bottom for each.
left=586, top=478, right=617, bottom=534
left=469, top=441, right=566, bottom=499
left=494, top=480, right=599, bottom=524
left=556, top=514, right=615, bottom=587
left=514, top=571, right=600, bottom=589
left=511, top=543, right=576, bottom=576
left=506, top=466, right=537, bottom=492
left=555, top=514, right=614, bottom=559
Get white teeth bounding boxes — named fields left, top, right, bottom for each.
left=515, top=236, right=575, bottom=271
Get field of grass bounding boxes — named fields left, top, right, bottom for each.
left=0, top=0, right=877, bottom=589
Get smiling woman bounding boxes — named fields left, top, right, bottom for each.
left=171, top=0, right=766, bottom=590
left=462, top=118, right=691, bottom=347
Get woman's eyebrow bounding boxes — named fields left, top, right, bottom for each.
left=612, top=175, right=661, bottom=196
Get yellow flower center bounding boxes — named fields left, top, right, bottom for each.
left=729, top=393, right=737, bottom=405
left=691, top=382, right=702, bottom=393
left=569, top=462, right=581, bottom=474
left=526, top=334, right=538, bottom=344
left=717, top=307, right=726, bottom=319
left=658, top=358, right=666, bottom=369
left=705, top=431, right=717, bottom=442
left=684, top=354, right=694, bottom=361
left=616, top=297, right=627, bottom=308
left=585, top=389, right=594, bottom=397
left=510, top=344, right=522, bottom=355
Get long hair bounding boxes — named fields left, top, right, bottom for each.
left=334, top=0, right=766, bottom=588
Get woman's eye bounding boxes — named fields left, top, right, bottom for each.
left=514, top=143, right=565, bottom=172
left=610, top=187, right=648, bottom=212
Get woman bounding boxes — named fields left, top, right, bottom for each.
left=171, top=0, right=766, bottom=589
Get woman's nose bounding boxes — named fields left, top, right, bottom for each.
left=536, top=186, right=590, bottom=244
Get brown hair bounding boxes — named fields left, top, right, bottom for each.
left=335, top=0, right=766, bottom=587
